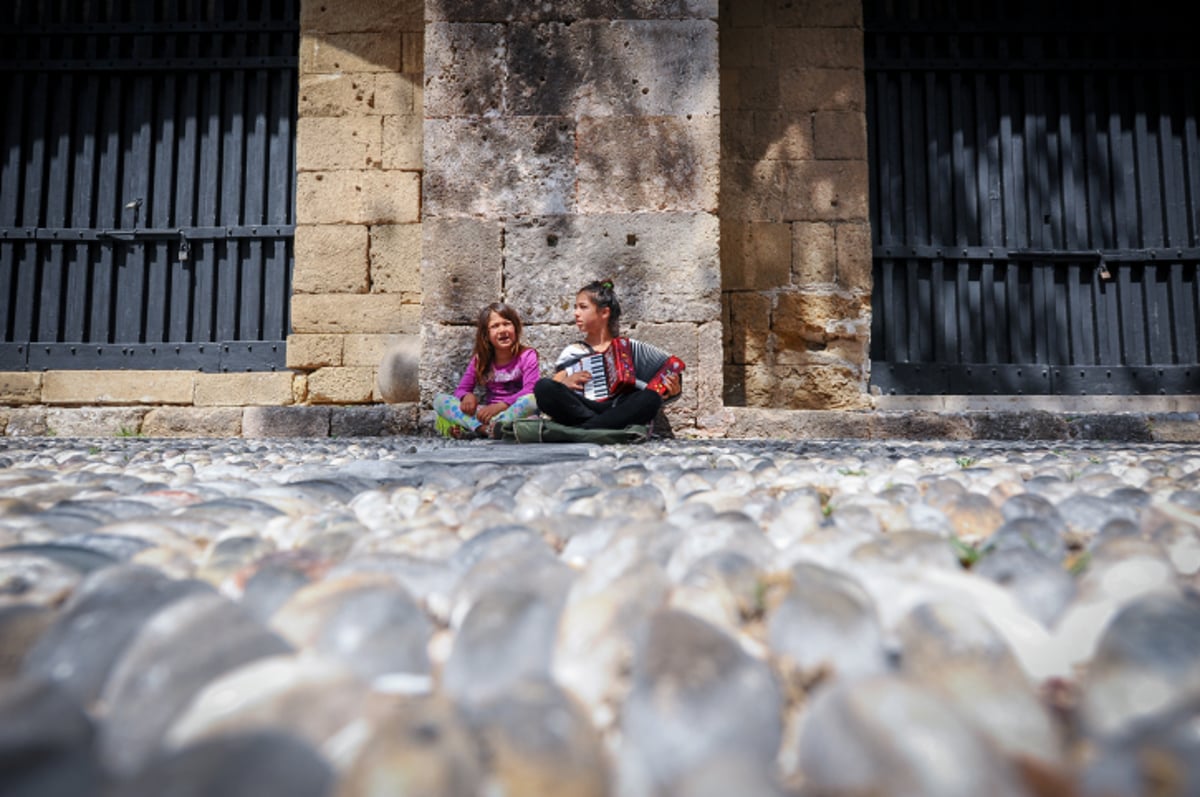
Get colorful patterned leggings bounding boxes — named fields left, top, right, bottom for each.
left=432, top=393, right=539, bottom=434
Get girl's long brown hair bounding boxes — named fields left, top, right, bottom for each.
left=472, top=302, right=528, bottom=380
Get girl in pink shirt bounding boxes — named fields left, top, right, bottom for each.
left=434, top=302, right=540, bottom=438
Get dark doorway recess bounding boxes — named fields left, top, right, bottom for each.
left=0, top=0, right=298, bottom=372
left=865, top=0, right=1200, bottom=395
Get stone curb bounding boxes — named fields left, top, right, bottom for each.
left=711, top=408, right=1200, bottom=443
left=0, top=404, right=1196, bottom=442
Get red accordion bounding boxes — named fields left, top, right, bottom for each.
left=565, top=338, right=685, bottom=402
left=570, top=337, right=637, bottom=402
left=646, top=355, right=686, bottom=397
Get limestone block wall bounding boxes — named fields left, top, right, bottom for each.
left=720, top=0, right=873, bottom=410
left=290, top=0, right=426, bottom=405
left=0, top=1, right=886, bottom=431
left=420, top=0, right=724, bottom=429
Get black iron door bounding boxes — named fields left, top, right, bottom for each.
left=865, top=0, right=1200, bottom=395
left=0, top=0, right=297, bottom=372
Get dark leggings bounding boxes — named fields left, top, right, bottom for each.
left=534, top=377, right=662, bottom=430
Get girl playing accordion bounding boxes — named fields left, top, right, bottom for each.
left=534, top=278, right=684, bottom=431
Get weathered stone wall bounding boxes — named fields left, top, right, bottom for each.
left=720, top=0, right=873, bottom=410
left=0, top=1, right=885, bottom=430
left=420, top=0, right=724, bottom=428
left=290, top=0, right=426, bottom=405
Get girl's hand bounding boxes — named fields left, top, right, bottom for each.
left=662, top=373, right=682, bottom=398
left=477, top=402, right=508, bottom=423
left=564, top=371, right=591, bottom=391
left=460, top=394, right=478, bottom=416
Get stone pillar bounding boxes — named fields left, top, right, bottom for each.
left=292, top=0, right=425, bottom=404
left=422, top=1, right=722, bottom=428
left=720, top=0, right=873, bottom=409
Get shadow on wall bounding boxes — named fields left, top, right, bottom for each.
left=717, top=2, right=862, bottom=408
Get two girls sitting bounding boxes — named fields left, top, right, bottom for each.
left=433, top=280, right=683, bottom=439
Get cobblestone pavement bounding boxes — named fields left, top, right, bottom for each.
left=1, top=435, right=1198, bottom=796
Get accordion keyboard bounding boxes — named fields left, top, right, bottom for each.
left=572, top=353, right=610, bottom=401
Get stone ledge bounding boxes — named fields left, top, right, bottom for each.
left=720, top=408, right=1199, bottom=443
left=0, top=404, right=1195, bottom=442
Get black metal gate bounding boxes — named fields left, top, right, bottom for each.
left=0, top=0, right=297, bottom=372
left=865, top=0, right=1200, bottom=395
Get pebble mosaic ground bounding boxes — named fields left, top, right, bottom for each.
left=1, top=435, right=1198, bottom=796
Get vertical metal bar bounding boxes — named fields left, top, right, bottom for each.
left=1185, top=73, right=1200, bottom=248
left=263, top=238, right=290, bottom=340
left=901, top=70, right=927, bottom=246
left=22, top=58, right=49, bottom=234
left=217, top=16, right=248, bottom=343
left=1042, top=43, right=1063, bottom=251
left=242, top=237, right=265, bottom=341
left=1083, top=74, right=1113, bottom=250
left=998, top=73, right=1019, bottom=248
left=901, top=258, right=918, bottom=363
left=877, top=70, right=902, bottom=247
left=0, top=71, right=25, bottom=232
left=924, top=70, right=945, bottom=247
left=953, top=259, right=968, bottom=363
left=172, top=27, right=201, bottom=343
left=195, top=237, right=217, bottom=345
left=1096, top=266, right=1119, bottom=365
left=92, top=68, right=122, bottom=343
left=990, top=261, right=1007, bottom=362
left=981, top=260, right=997, bottom=363
left=1133, top=77, right=1163, bottom=249
left=1023, top=70, right=1045, bottom=250
left=1177, top=262, right=1200, bottom=362
left=265, top=21, right=296, bottom=339
left=896, top=257, right=914, bottom=364
left=1052, top=264, right=1069, bottom=366
left=1158, top=77, right=1188, bottom=249
left=44, top=43, right=74, bottom=344
left=194, top=65, right=222, bottom=342
left=967, top=261, right=982, bottom=363
left=916, top=259, right=931, bottom=361
left=1, top=65, right=27, bottom=341
left=1066, top=263, right=1085, bottom=365
left=11, top=242, right=37, bottom=345
left=245, top=72, right=270, bottom=227
left=1059, top=74, right=1083, bottom=252
left=1007, top=263, right=1024, bottom=364
left=922, top=258, right=938, bottom=362
left=147, top=35, right=180, bottom=344
left=240, top=52, right=270, bottom=340
left=880, top=259, right=897, bottom=361
left=977, top=72, right=1000, bottom=247
left=115, top=3, right=154, bottom=344
left=1145, top=263, right=1172, bottom=364
left=21, top=34, right=51, bottom=342
left=0, top=239, right=12, bottom=342
left=941, top=259, right=959, bottom=362
left=1117, top=266, right=1144, bottom=365
left=951, top=72, right=976, bottom=248
left=67, top=64, right=101, bottom=344
left=1030, top=261, right=1048, bottom=364
left=1111, top=73, right=1136, bottom=252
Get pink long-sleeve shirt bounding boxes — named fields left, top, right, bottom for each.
left=454, top=347, right=540, bottom=405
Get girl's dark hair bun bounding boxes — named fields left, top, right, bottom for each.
left=600, top=279, right=614, bottom=290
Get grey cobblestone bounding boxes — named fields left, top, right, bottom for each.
left=0, top=434, right=1197, bottom=795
